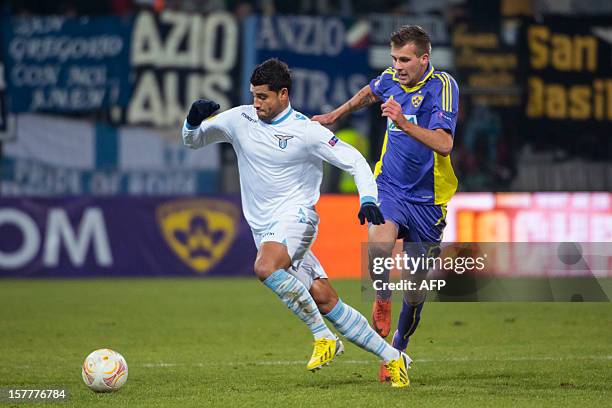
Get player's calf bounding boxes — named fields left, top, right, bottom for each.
left=367, top=221, right=398, bottom=301
left=309, top=278, right=339, bottom=314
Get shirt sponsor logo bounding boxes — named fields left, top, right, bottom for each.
left=328, top=135, right=339, bottom=146
left=388, top=115, right=417, bottom=131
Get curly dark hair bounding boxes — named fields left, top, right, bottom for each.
left=250, top=58, right=292, bottom=93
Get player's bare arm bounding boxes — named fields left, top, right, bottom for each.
left=381, top=96, right=453, bottom=156
left=312, top=85, right=380, bottom=125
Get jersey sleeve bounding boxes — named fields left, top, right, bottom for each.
left=368, top=68, right=396, bottom=102
left=428, top=72, right=459, bottom=136
left=307, top=122, right=378, bottom=202
left=182, top=107, right=239, bottom=149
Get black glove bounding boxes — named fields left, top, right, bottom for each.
left=358, top=202, right=385, bottom=225
left=186, top=99, right=220, bottom=127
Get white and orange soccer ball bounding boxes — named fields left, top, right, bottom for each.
left=82, top=348, right=128, bottom=392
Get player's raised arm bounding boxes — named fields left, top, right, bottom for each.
left=308, top=122, right=384, bottom=225
left=182, top=99, right=232, bottom=149
left=311, top=85, right=380, bottom=126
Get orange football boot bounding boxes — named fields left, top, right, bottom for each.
left=371, top=299, right=392, bottom=338
left=378, top=361, right=390, bottom=382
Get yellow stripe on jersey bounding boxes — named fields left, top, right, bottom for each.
left=374, top=130, right=389, bottom=178
left=434, top=72, right=453, bottom=112
left=434, top=74, right=445, bottom=111
left=434, top=73, right=453, bottom=112
left=433, top=152, right=458, bottom=205
left=442, top=72, right=452, bottom=111
left=433, top=74, right=445, bottom=111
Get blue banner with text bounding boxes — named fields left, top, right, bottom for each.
left=242, top=15, right=369, bottom=116
left=2, top=15, right=132, bottom=113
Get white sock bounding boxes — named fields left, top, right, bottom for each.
left=263, top=269, right=335, bottom=340
left=325, top=299, right=399, bottom=362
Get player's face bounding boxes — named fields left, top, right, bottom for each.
left=250, top=84, right=289, bottom=122
left=390, top=42, right=429, bottom=87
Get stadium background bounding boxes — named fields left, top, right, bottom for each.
left=0, top=1, right=611, bottom=406
left=1, top=0, right=611, bottom=278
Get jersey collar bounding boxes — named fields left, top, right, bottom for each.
left=269, top=104, right=293, bottom=125
left=398, top=63, right=434, bottom=93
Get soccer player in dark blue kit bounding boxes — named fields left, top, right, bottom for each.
left=313, top=25, right=459, bottom=381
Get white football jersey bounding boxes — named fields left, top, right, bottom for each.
left=182, top=104, right=377, bottom=233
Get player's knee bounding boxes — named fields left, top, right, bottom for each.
left=253, top=260, right=277, bottom=281
left=368, top=243, right=394, bottom=277
left=368, top=241, right=394, bottom=260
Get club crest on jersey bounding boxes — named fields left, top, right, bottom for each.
left=274, top=134, right=294, bottom=149
left=156, top=199, right=239, bottom=273
left=412, top=94, right=424, bottom=108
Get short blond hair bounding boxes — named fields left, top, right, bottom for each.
left=390, top=25, right=432, bottom=56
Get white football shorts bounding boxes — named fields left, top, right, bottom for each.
left=252, top=206, right=327, bottom=288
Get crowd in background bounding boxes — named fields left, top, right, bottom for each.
left=1, top=0, right=611, bottom=193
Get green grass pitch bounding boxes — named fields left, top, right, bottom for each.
left=1, top=279, right=610, bottom=407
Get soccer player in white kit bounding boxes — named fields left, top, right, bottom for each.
left=182, top=59, right=411, bottom=387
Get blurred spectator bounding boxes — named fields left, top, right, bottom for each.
left=6, top=0, right=112, bottom=15
left=463, top=104, right=501, bottom=173
left=110, top=0, right=135, bottom=15
left=534, top=0, right=612, bottom=17
left=231, top=1, right=253, bottom=19
left=335, top=125, right=370, bottom=193
left=164, top=0, right=225, bottom=12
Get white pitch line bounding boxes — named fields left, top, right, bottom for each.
left=6, top=355, right=611, bottom=370
left=136, top=355, right=612, bottom=368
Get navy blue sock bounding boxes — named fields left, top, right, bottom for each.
left=392, top=301, right=424, bottom=351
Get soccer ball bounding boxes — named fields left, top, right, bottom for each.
left=82, top=348, right=128, bottom=392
